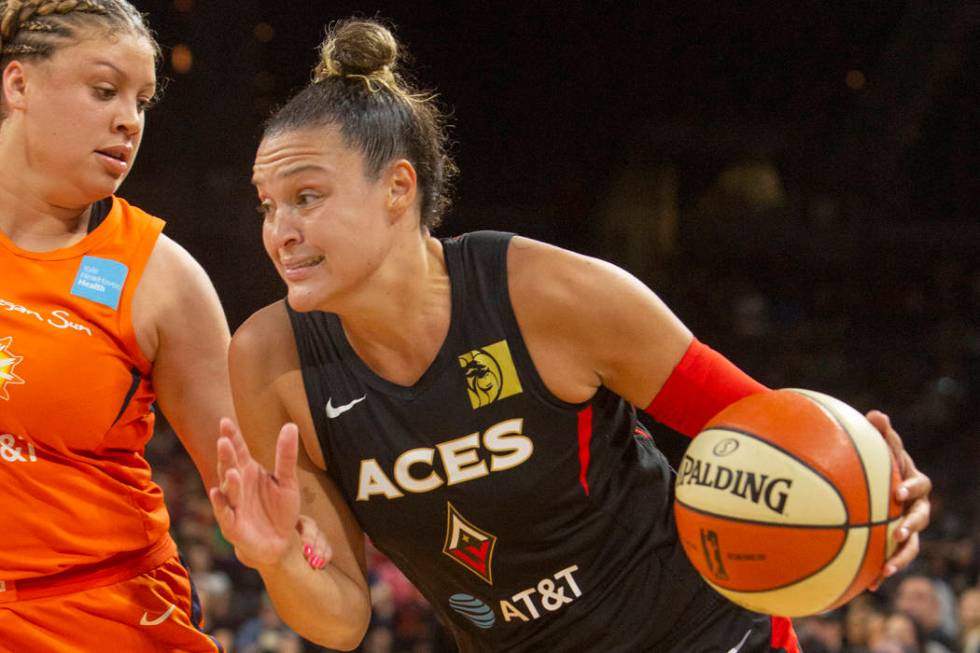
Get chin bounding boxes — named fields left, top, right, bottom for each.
left=285, top=288, right=325, bottom=313
left=76, top=178, right=125, bottom=203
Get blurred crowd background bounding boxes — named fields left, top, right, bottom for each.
left=133, top=1, right=978, bottom=651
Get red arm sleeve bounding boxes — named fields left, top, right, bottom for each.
left=643, top=338, right=769, bottom=437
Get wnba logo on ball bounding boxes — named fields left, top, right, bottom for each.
left=712, top=438, right=740, bottom=456
left=676, top=454, right=794, bottom=515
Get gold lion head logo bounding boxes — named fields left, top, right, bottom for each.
left=461, top=350, right=502, bottom=408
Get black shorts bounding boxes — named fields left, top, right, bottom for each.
left=659, top=589, right=801, bottom=653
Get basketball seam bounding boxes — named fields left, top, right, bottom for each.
left=785, top=389, right=875, bottom=611
left=689, top=425, right=850, bottom=526
left=674, top=500, right=898, bottom=529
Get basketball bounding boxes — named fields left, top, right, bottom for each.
left=673, top=388, right=903, bottom=617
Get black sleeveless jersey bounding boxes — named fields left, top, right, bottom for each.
left=288, top=231, right=728, bottom=652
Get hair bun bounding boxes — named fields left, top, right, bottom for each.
left=315, top=19, right=398, bottom=83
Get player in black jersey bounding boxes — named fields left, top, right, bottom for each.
left=208, top=17, right=933, bottom=652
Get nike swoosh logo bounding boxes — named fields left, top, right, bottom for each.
left=325, top=395, right=366, bottom=419
left=728, top=628, right=753, bottom=653
left=140, top=603, right=176, bottom=627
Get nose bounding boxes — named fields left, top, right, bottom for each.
left=113, top=101, right=141, bottom=137
left=266, top=208, right=303, bottom=251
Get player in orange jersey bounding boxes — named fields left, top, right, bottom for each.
left=0, top=1, right=258, bottom=650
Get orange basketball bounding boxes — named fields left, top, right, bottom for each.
left=673, top=388, right=903, bottom=617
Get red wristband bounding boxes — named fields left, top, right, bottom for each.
left=643, top=339, right=769, bottom=437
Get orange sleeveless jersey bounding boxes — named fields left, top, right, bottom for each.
left=0, top=197, right=173, bottom=580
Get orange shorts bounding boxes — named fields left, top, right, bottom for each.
left=0, top=554, right=223, bottom=653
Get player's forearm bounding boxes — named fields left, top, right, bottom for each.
left=255, top=545, right=371, bottom=650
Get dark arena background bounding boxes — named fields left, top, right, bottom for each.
left=131, top=2, right=979, bottom=652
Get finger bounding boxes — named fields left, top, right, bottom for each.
left=866, top=410, right=910, bottom=474
left=274, top=423, right=300, bottom=487
left=309, top=516, right=332, bottom=567
left=216, top=435, right=238, bottom=488
left=295, top=514, right=332, bottom=569
left=897, top=462, right=932, bottom=502
left=208, top=486, right=237, bottom=534
left=866, top=410, right=899, bottom=448
left=316, top=530, right=333, bottom=567
left=296, top=514, right=317, bottom=542
left=897, top=497, right=932, bottom=541
left=296, top=515, right=316, bottom=558
left=885, top=531, right=921, bottom=576
left=222, top=467, right=244, bottom=509
left=221, top=417, right=253, bottom=464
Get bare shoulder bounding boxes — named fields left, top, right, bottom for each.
left=231, top=300, right=297, bottom=378
left=137, top=233, right=219, bottom=316
left=504, top=235, right=691, bottom=406
left=506, top=235, right=655, bottom=326
left=231, top=300, right=326, bottom=469
left=133, top=233, right=226, bottom=362
left=143, top=233, right=211, bottom=286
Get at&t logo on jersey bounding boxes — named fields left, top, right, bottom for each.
left=458, top=340, right=523, bottom=409
left=443, top=502, right=497, bottom=584
left=0, top=336, right=25, bottom=400
left=500, top=565, right=583, bottom=623
left=446, top=565, right=585, bottom=630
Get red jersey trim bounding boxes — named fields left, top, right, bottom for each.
left=577, top=405, right=593, bottom=495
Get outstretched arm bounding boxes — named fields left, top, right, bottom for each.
left=135, top=234, right=232, bottom=490
left=506, top=236, right=931, bottom=580
left=210, top=303, right=371, bottom=649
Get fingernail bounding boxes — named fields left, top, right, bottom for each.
left=897, top=487, right=909, bottom=501
left=884, top=564, right=896, bottom=577
left=316, top=558, right=326, bottom=570
left=303, top=544, right=313, bottom=558
left=309, top=555, right=321, bottom=569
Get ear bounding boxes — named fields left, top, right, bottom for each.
left=2, top=61, right=29, bottom=111
left=386, top=159, right=418, bottom=220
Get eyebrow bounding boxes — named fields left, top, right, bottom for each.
left=251, top=163, right=331, bottom=186
left=92, top=60, right=157, bottom=91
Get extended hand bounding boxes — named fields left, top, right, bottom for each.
left=867, top=410, right=932, bottom=589
left=208, top=418, right=302, bottom=569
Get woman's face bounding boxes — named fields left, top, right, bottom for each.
left=253, top=126, right=403, bottom=312
left=10, top=29, right=156, bottom=205
left=881, top=613, right=920, bottom=650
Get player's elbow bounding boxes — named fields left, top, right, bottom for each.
left=336, top=608, right=372, bottom=651
left=305, top=599, right=372, bottom=650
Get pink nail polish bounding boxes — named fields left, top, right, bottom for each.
left=316, top=558, right=327, bottom=570
left=303, top=544, right=313, bottom=558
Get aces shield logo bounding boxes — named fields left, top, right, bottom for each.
left=443, top=502, right=497, bottom=585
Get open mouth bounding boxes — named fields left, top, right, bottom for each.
left=98, top=151, right=126, bottom=162
left=96, top=145, right=131, bottom=164
left=284, top=256, right=325, bottom=272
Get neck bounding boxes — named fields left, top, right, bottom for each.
left=0, top=161, right=92, bottom=251
left=0, top=187, right=93, bottom=250
left=337, top=234, right=451, bottom=384
left=341, top=233, right=448, bottom=342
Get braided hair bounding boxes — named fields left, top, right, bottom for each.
left=0, top=0, right=157, bottom=74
